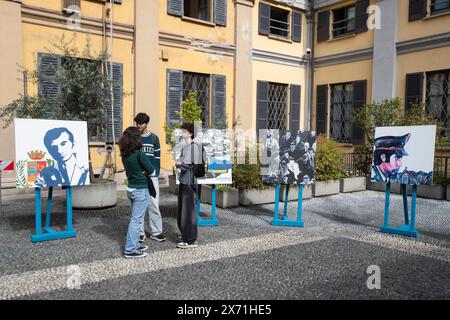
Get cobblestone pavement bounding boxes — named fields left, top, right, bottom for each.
left=0, top=190, right=449, bottom=300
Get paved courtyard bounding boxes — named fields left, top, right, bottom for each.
left=0, top=189, right=449, bottom=300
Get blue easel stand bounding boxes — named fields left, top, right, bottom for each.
left=271, top=183, right=305, bottom=227
left=196, top=184, right=220, bottom=227
left=32, top=186, right=77, bottom=243
left=380, top=183, right=419, bottom=238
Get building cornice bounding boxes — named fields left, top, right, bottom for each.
left=252, top=48, right=307, bottom=67
left=397, top=32, right=450, bottom=55
left=314, top=47, right=373, bottom=68
left=20, top=4, right=134, bottom=41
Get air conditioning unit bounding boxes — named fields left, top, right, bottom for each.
left=62, top=0, right=81, bottom=14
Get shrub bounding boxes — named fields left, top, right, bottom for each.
left=315, top=135, right=344, bottom=181
left=232, top=145, right=271, bottom=191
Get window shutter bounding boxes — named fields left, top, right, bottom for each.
left=317, top=11, right=330, bottom=42
left=166, top=69, right=183, bottom=126
left=259, top=2, right=270, bottom=36
left=316, top=85, right=328, bottom=135
left=290, top=85, right=301, bottom=131
left=257, top=81, right=269, bottom=136
left=38, top=53, right=61, bottom=100
left=212, top=75, right=226, bottom=129
left=167, top=0, right=182, bottom=17
left=409, top=0, right=427, bottom=21
left=106, top=62, right=123, bottom=144
left=291, top=11, right=302, bottom=43
left=405, top=73, right=424, bottom=111
left=355, top=0, right=369, bottom=33
left=352, top=80, right=367, bottom=145
left=214, top=0, right=227, bottom=26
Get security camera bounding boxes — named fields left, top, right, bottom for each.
left=306, top=48, right=312, bottom=55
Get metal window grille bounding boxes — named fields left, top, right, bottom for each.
left=332, top=6, right=355, bottom=38
left=330, top=83, right=353, bottom=143
left=426, top=70, right=450, bottom=137
left=183, top=72, right=210, bottom=127
left=270, top=7, right=289, bottom=38
left=268, top=83, right=288, bottom=130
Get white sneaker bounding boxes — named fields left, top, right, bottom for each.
left=176, top=242, right=198, bottom=249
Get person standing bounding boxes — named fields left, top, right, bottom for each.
left=134, top=113, right=166, bottom=243
left=175, top=122, right=207, bottom=249
left=119, top=127, right=155, bottom=259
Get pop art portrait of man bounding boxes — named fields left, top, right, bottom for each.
left=34, top=127, right=89, bottom=188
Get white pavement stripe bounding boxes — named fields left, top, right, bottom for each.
left=343, top=232, right=450, bottom=263
left=0, top=231, right=327, bottom=300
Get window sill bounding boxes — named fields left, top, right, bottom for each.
left=338, top=143, right=354, bottom=147
left=89, top=142, right=106, bottom=147
left=268, top=34, right=292, bottom=43
left=424, top=9, right=450, bottom=20
left=181, top=16, right=216, bottom=27
left=327, top=33, right=357, bottom=42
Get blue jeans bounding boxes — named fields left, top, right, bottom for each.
left=125, top=188, right=150, bottom=254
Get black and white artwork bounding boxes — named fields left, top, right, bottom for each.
left=261, top=130, right=316, bottom=185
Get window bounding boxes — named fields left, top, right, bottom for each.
left=183, top=0, right=211, bottom=22
left=269, top=6, right=290, bottom=38
left=183, top=72, right=210, bottom=126
left=431, top=0, right=450, bottom=14
left=330, top=83, right=353, bottom=143
left=426, top=70, right=450, bottom=137
left=268, top=83, right=289, bottom=130
left=332, top=5, right=355, bottom=38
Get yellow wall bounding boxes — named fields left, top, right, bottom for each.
left=397, top=0, right=450, bottom=42
left=252, top=60, right=306, bottom=131
left=397, top=46, right=450, bottom=105
left=314, top=0, right=375, bottom=58
left=22, top=0, right=134, bottom=25
left=312, top=59, right=373, bottom=141
left=158, top=46, right=235, bottom=170
left=253, top=0, right=306, bottom=57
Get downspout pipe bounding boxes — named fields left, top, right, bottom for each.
left=306, top=0, right=315, bottom=131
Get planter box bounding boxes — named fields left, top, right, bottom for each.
left=239, top=188, right=276, bottom=206
left=366, top=181, right=401, bottom=193
left=279, top=184, right=312, bottom=201
left=312, top=180, right=340, bottom=197
left=200, top=185, right=239, bottom=209
left=447, top=185, right=450, bottom=201
left=72, top=181, right=117, bottom=209
left=168, top=175, right=178, bottom=195
left=417, top=184, right=445, bottom=200
left=340, top=177, right=366, bottom=193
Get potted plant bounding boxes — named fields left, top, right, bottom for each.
left=313, top=136, right=343, bottom=197
left=0, top=35, right=120, bottom=209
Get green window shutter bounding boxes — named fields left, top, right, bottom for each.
left=166, top=69, right=183, bottom=126
left=168, top=0, right=182, bottom=17
left=291, top=11, right=302, bottom=43
left=317, top=11, right=330, bottom=42
left=355, top=0, right=370, bottom=33
left=214, top=0, right=227, bottom=26
left=106, top=62, right=123, bottom=144
left=259, top=2, right=270, bottom=36
left=257, top=81, right=269, bottom=137
left=290, top=85, right=301, bottom=131
left=405, top=73, right=424, bottom=111
left=211, top=74, right=226, bottom=129
left=316, top=84, right=328, bottom=134
left=409, top=0, right=427, bottom=21
left=352, top=80, right=367, bottom=145
left=38, top=53, right=61, bottom=100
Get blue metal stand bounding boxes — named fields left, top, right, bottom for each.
left=196, top=184, right=220, bottom=227
left=32, top=187, right=77, bottom=243
left=271, top=183, right=305, bottom=227
left=380, top=183, right=419, bottom=238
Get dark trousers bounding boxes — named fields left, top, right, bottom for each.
left=177, top=183, right=198, bottom=244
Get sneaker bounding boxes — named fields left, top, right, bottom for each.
left=139, top=233, right=146, bottom=243
left=176, top=241, right=198, bottom=249
left=176, top=236, right=183, bottom=243
left=124, top=251, right=148, bottom=259
left=150, top=233, right=166, bottom=242
left=138, top=244, right=148, bottom=252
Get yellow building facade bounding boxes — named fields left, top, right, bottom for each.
left=1, top=0, right=449, bottom=175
